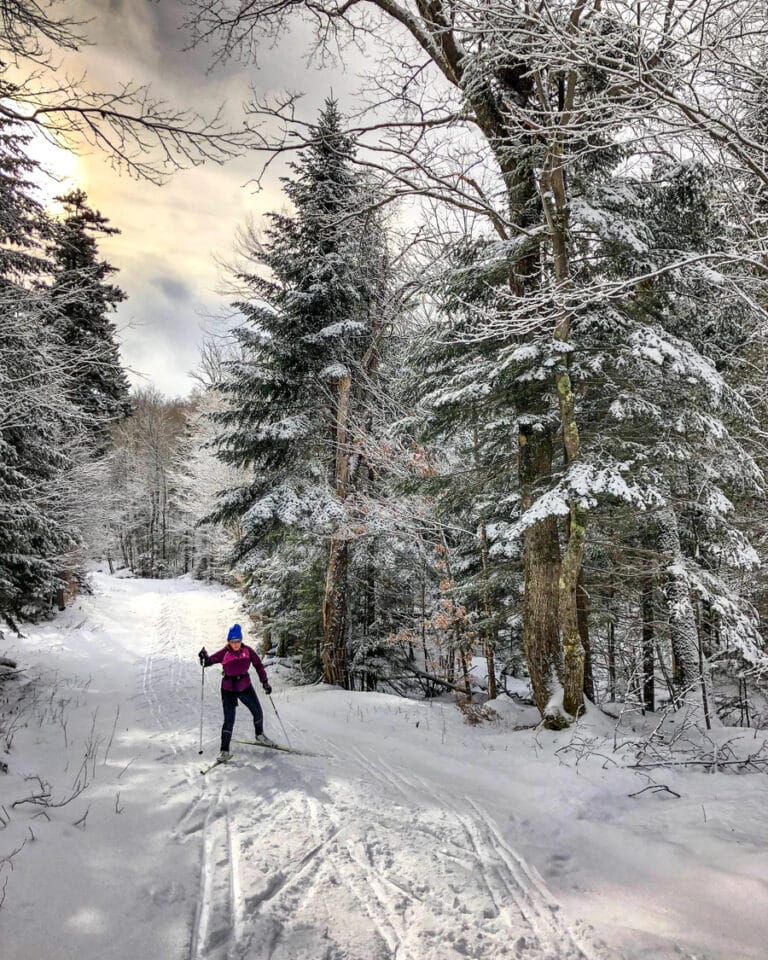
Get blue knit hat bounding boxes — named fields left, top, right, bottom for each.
left=227, top=623, right=243, bottom=642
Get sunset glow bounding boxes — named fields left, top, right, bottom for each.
left=27, top=130, right=84, bottom=210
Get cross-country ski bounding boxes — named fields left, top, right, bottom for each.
left=233, top=738, right=318, bottom=756
left=201, top=739, right=315, bottom=771
left=200, top=758, right=230, bottom=776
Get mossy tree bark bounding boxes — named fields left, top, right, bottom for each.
left=519, top=419, right=563, bottom=724
left=533, top=26, right=590, bottom=719
left=538, top=163, right=586, bottom=719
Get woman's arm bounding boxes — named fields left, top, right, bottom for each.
left=248, top=647, right=269, bottom=686
left=203, top=647, right=226, bottom=667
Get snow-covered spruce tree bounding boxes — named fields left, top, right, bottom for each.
left=407, top=238, right=531, bottom=702
left=541, top=159, right=767, bottom=713
left=212, top=100, right=388, bottom=685
left=0, top=119, right=80, bottom=626
left=40, top=189, right=133, bottom=572
left=47, top=189, right=131, bottom=455
left=408, top=148, right=767, bottom=719
left=634, top=165, right=766, bottom=704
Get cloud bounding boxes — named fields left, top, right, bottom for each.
left=60, top=0, right=365, bottom=398
left=153, top=275, right=193, bottom=303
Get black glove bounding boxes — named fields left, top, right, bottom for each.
left=198, top=647, right=208, bottom=666
left=263, top=683, right=272, bottom=695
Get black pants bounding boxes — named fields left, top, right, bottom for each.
left=221, top=685, right=263, bottom=751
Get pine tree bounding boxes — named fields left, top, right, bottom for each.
left=48, top=189, right=130, bottom=454
left=409, top=238, right=528, bottom=703
left=560, top=159, right=765, bottom=712
left=0, top=119, right=79, bottom=625
left=213, top=100, right=388, bottom=683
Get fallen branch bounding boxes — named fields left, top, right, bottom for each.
left=11, top=793, right=51, bottom=808
left=117, top=756, right=136, bottom=779
left=629, top=784, right=681, bottom=799
left=0, top=836, right=27, bottom=867
left=397, top=665, right=474, bottom=695
left=629, top=758, right=768, bottom=771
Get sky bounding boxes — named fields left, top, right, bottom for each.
left=31, top=0, right=360, bottom=397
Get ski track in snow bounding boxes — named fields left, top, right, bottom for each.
left=183, top=732, right=604, bottom=960
left=2, top=575, right=613, bottom=960
left=126, top=578, right=607, bottom=960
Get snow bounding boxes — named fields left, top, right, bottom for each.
left=627, top=326, right=725, bottom=402
left=320, top=362, right=351, bottom=380
left=507, top=344, right=540, bottom=363
left=1, top=573, right=767, bottom=960
left=570, top=197, right=651, bottom=255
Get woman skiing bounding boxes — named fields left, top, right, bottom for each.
left=198, top=624, right=274, bottom=761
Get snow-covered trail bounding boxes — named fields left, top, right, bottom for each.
left=187, top=727, right=598, bottom=960
left=2, top=574, right=767, bottom=960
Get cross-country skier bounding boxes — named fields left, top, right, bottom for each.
left=198, top=624, right=274, bottom=761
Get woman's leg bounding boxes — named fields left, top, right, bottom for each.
left=237, top=685, right=264, bottom=737
left=221, top=690, right=237, bottom=751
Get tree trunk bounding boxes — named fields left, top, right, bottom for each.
left=641, top=577, right=655, bottom=713
left=440, top=531, right=472, bottom=702
left=148, top=490, right=157, bottom=576
left=557, top=406, right=587, bottom=719
left=480, top=519, right=498, bottom=700
left=540, top=156, right=586, bottom=720
left=472, top=415, right=497, bottom=700
left=322, top=374, right=352, bottom=686
left=607, top=574, right=617, bottom=701
left=519, top=419, right=563, bottom=725
left=160, top=464, right=168, bottom=565
left=364, top=539, right=375, bottom=638
left=657, top=505, right=710, bottom=711
left=577, top=573, right=594, bottom=702
left=322, top=534, right=348, bottom=685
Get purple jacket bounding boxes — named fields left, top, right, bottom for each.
left=204, top=644, right=269, bottom=693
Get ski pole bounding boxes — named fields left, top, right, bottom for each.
left=198, top=663, right=205, bottom=754
left=268, top=695, right=292, bottom=748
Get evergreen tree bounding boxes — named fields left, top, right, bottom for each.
left=557, top=160, right=765, bottom=712
left=408, top=154, right=767, bottom=718
left=0, top=120, right=78, bottom=626
left=409, top=238, right=528, bottom=702
left=48, top=189, right=130, bottom=454
left=212, top=100, right=388, bottom=683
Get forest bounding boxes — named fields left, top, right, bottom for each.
left=3, top=0, right=768, bottom=734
